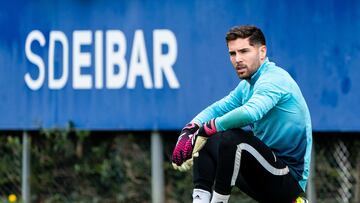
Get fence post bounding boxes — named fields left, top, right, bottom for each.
left=151, top=131, right=164, bottom=203
left=22, top=131, right=30, bottom=203
left=307, top=143, right=316, bottom=202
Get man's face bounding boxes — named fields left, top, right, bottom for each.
left=228, top=37, right=266, bottom=80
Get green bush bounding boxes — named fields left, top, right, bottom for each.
left=0, top=129, right=259, bottom=203
left=0, top=133, right=22, bottom=202
left=30, top=129, right=152, bottom=203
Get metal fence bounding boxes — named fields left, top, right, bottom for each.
left=0, top=131, right=359, bottom=203
left=313, top=134, right=360, bottom=203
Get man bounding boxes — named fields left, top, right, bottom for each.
left=172, top=25, right=312, bottom=203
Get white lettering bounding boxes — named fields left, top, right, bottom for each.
left=127, top=30, right=153, bottom=89
left=24, top=29, right=180, bottom=90
left=153, top=29, right=180, bottom=89
left=73, top=30, right=92, bottom=89
left=106, top=30, right=127, bottom=89
left=25, top=30, right=46, bottom=90
left=48, top=31, right=69, bottom=89
left=95, top=30, right=103, bottom=89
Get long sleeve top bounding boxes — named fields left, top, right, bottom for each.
left=192, top=58, right=312, bottom=191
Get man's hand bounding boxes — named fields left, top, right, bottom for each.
left=197, top=118, right=217, bottom=137
left=171, top=123, right=199, bottom=171
left=171, top=119, right=218, bottom=171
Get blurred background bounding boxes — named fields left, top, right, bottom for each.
left=0, top=0, right=359, bottom=202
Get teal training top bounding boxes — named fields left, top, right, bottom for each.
left=192, top=58, right=312, bottom=191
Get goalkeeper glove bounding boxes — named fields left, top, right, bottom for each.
left=197, top=118, right=218, bottom=137
left=171, top=119, right=218, bottom=171
left=171, top=123, right=199, bottom=171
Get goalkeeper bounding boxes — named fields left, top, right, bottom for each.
left=172, top=25, right=312, bottom=203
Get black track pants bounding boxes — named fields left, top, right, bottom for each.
left=193, top=129, right=303, bottom=203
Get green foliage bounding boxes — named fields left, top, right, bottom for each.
left=4, top=131, right=360, bottom=202
left=0, top=130, right=257, bottom=202
left=0, top=134, right=22, bottom=199
left=29, top=128, right=151, bottom=203
left=162, top=135, right=193, bottom=203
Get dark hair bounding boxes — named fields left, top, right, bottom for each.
left=225, top=25, right=266, bottom=46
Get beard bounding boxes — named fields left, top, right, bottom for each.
left=234, top=60, right=261, bottom=80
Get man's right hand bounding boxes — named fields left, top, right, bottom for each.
left=171, top=119, right=219, bottom=171
left=171, top=123, right=205, bottom=171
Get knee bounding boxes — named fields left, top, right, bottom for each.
left=218, top=129, right=248, bottom=152
left=220, top=128, right=247, bottom=144
left=218, top=133, right=237, bottom=153
left=219, top=135, right=234, bottom=149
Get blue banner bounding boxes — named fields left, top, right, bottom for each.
left=0, top=0, right=359, bottom=131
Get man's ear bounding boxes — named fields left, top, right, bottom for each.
left=259, top=45, right=267, bottom=60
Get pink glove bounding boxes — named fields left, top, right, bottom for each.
left=171, top=119, right=217, bottom=171
left=197, top=119, right=217, bottom=137
left=172, top=123, right=199, bottom=171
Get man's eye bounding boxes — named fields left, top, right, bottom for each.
left=229, top=52, right=236, bottom=56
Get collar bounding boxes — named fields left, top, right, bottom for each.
left=247, top=57, right=269, bottom=85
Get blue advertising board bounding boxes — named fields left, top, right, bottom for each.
left=0, top=0, right=359, bottom=131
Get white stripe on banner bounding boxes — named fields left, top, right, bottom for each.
left=230, top=143, right=289, bottom=186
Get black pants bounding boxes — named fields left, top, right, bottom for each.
left=193, top=129, right=303, bottom=203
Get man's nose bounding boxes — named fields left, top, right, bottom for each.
left=235, top=53, right=243, bottom=62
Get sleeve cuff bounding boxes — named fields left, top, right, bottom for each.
left=215, top=118, right=226, bottom=131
